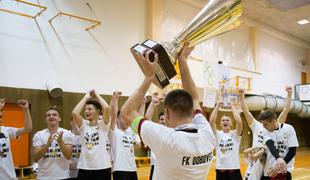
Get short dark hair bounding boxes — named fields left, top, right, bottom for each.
left=86, top=100, right=102, bottom=113
left=47, top=106, right=60, bottom=115
left=257, top=109, right=277, bottom=122
left=159, top=112, right=164, bottom=118
left=164, top=89, right=193, bottom=117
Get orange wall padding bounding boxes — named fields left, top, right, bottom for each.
left=2, top=103, right=29, bottom=166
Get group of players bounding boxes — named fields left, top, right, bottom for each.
left=0, top=41, right=298, bottom=180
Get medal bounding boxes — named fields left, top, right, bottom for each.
left=283, top=133, right=287, bottom=139
left=221, top=148, right=226, bottom=154
left=51, top=149, right=57, bottom=157
left=86, top=143, right=93, bottom=149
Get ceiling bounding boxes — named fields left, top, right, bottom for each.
left=179, top=0, right=310, bottom=44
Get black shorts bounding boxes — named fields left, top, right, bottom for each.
left=77, top=168, right=111, bottom=180
left=113, top=171, right=138, bottom=180
left=261, top=172, right=292, bottom=180
left=216, top=169, right=242, bottom=180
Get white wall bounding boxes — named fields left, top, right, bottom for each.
left=0, top=0, right=309, bottom=98
left=253, top=29, right=308, bottom=96
left=157, top=0, right=309, bottom=98
left=0, top=0, right=146, bottom=95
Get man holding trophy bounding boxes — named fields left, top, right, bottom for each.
left=125, top=0, right=243, bottom=179
left=122, top=40, right=215, bottom=179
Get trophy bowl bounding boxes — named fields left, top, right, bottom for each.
left=131, top=0, right=243, bottom=88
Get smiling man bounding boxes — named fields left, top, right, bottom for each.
left=72, top=90, right=111, bottom=180
left=32, top=106, right=73, bottom=180
left=209, top=100, right=243, bottom=180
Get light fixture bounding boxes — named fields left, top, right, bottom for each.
left=46, top=80, right=63, bottom=98
left=297, top=19, right=309, bottom=25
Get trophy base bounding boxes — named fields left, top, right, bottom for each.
left=131, top=39, right=177, bottom=89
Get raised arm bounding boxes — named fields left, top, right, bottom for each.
left=121, top=50, right=158, bottom=127
left=109, top=91, right=122, bottom=130
left=91, top=90, right=110, bottom=124
left=239, top=89, right=256, bottom=127
left=138, top=97, right=147, bottom=115
left=145, top=92, right=160, bottom=119
left=231, top=103, right=243, bottom=136
left=72, top=93, right=91, bottom=127
left=209, top=101, right=222, bottom=134
left=177, top=41, right=200, bottom=111
left=277, top=86, right=292, bottom=124
left=15, top=100, right=33, bottom=137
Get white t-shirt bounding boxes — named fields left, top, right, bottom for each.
left=0, top=126, right=18, bottom=180
left=243, top=120, right=266, bottom=180
left=104, top=120, right=112, bottom=161
left=32, top=127, right=74, bottom=180
left=69, top=134, right=81, bottom=178
left=215, top=130, right=241, bottom=169
left=150, top=124, right=166, bottom=167
left=251, top=120, right=265, bottom=147
left=109, top=127, right=137, bottom=172
left=139, top=112, right=215, bottom=180
left=263, top=123, right=299, bottom=176
left=150, top=151, right=156, bottom=166
left=246, top=160, right=264, bottom=180
left=77, top=119, right=111, bottom=170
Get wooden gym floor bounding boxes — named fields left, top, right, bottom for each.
left=136, top=148, right=310, bottom=180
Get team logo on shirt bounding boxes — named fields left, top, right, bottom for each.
left=122, top=135, right=134, bottom=148
left=121, top=134, right=135, bottom=154
left=273, top=130, right=289, bottom=157
left=257, top=131, right=264, bottom=144
left=219, top=138, right=234, bottom=154
left=0, top=133, right=9, bottom=158
left=181, top=152, right=213, bottom=166
left=84, top=132, right=99, bottom=150
left=44, top=143, right=62, bottom=158
left=276, top=133, right=288, bottom=156
left=106, top=140, right=111, bottom=152
left=72, top=144, right=82, bottom=158
left=276, top=140, right=287, bottom=156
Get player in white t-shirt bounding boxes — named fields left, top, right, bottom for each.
left=108, top=91, right=138, bottom=180
left=32, top=106, right=74, bottom=180
left=243, top=146, right=266, bottom=180
left=209, top=100, right=243, bottom=180
left=120, top=41, right=215, bottom=180
left=141, top=92, right=162, bottom=180
left=0, top=98, right=33, bottom=180
left=149, top=111, right=165, bottom=180
left=69, top=119, right=81, bottom=179
left=72, top=90, right=111, bottom=180
left=239, top=87, right=293, bottom=180
left=257, top=109, right=299, bottom=180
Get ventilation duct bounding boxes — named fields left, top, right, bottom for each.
left=245, top=95, right=310, bottom=118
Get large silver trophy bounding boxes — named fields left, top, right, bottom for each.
left=131, top=0, right=243, bottom=88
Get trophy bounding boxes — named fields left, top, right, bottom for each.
left=131, top=0, right=243, bottom=88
